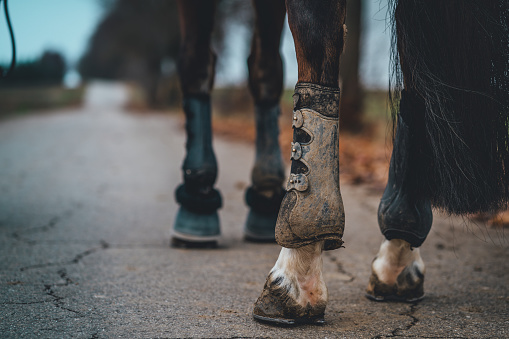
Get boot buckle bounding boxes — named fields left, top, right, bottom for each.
left=290, top=142, right=302, bottom=160
left=292, top=110, right=304, bottom=128
left=287, top=173, right=308, bottom=192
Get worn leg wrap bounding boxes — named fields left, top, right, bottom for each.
left=172, top=96, right=221, bottom=243
left=275, top=83, right=345, bottom=251
left=378, top=91, right=432, bottom=248
left=244, top=104, right=285, bottom=241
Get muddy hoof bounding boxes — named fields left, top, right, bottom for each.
left=253, top=272, right=326, bottom=326
left=366, top=265, right=425, bottom=303
left=253, top=313, right=325, bottom=326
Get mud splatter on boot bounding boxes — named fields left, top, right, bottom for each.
left=276, top=83, right=345, bottom=251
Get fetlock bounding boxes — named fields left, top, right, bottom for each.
left=275, top=83, right=345, bottom=251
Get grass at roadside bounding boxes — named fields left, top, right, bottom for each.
left=0, top=86, right=85, bottom=118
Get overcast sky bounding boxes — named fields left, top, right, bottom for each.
left=0, top=0, right=391, bottom=89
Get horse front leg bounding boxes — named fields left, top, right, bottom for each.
left=171, top=0, right=221, bottom=248
left=253, top=0, right=347, bottom=324
left=244, top=0, right=287, bottom=242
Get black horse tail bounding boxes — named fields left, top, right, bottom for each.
left=388, top=0, right=509, bottom=214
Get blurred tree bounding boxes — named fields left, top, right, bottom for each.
left=81, top=0, right=254, bottom=108
left=214, top=0, right=254, bottom=71
left=97, top=0, right=116, bottom=10
left=0, top=50, right=66, bottom=87
left=80, top=0, right=180, bottom=107
left=340, top=0, right=364, bottom=132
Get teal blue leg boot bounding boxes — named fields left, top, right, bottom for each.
left=172, top=96, right=222, bottom=248
left=244, top=104, right=285, bottom=242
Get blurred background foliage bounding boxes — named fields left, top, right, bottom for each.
left=77, top=0, right=368, bottom=132
left=79, top=0, right=258, bottom=110
left=0, top=50, right=84, bottom=115
left=0, top=0, right=392, bottom=186
left=0, top=50, right=65, bottom=87
left=0, top=0, right=387, bottom=143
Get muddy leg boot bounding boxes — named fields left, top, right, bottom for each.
left=253, top=83, right=345, bottom=324
left=275, top=83, right=345, bottom=251
left=244, top=104, right=285, bottom=242
left=172, top=96, right=222, bottom=248
left=366, top=90, right=431, bottom=301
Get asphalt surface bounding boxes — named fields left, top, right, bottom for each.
left=1, top=82, right=508, bottom=338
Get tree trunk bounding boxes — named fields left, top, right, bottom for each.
left=340, top=0, right=363, bottom=132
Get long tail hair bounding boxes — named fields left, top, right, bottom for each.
left=388, top=0, right=509, bottom=214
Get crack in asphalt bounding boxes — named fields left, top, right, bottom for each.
left=371, top=303, right=420, bottom=338
left=2, top=300, right=52, bottom=305
left=324, top=252, right=355, bottom=282
left=11, top=209, right=75, bottom=244
left=17, top=241, right=169, bottom=272
left=44, top=268, right=82, bottom=316
left=19, top=240, right=110, bottom=271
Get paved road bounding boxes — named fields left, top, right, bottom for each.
left=1, top=83, right=508, bottom=338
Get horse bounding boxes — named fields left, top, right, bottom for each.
left=170, top=0, right=509, bottom=325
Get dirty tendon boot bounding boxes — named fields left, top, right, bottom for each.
left=275, top=83, right=345, bottom=251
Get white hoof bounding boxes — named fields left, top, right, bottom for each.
left=253, top=241, right=328, bottom=325
left=366, top=239, right=425, bottom=302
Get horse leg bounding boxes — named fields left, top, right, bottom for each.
left=171, top=0, right=221, bottom=248
left=365, top=90, right=431, bottom=302
left=253, top=0, right=347, bottom=324
left=244, top=0, right=286, bottom=242
left=366, top=3, right=432, bottom=302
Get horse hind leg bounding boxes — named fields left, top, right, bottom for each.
left=366, top=90, right=431, bottom=301
left=366, top=3, right=434, bottom=301
left=253, top=0, right=347, bottom=324
left=171, top=0, right=221, bottom=248
left=244, top=0, right=286, bottom=242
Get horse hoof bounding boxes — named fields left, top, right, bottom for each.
left=253, top=272, right=326, bottom=326
left=365, top=292, right=424, bottom=303
left=171, top=206, right=220, bottom=248
left=366, top=239, right=425, bottom=302
left=253, top=313, right=325, bottom=326
left=253, top=244, right=327, bottom=326
left=365, top=269, right=425, bottom=302
left=244, top=210, right=277, bottom=243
